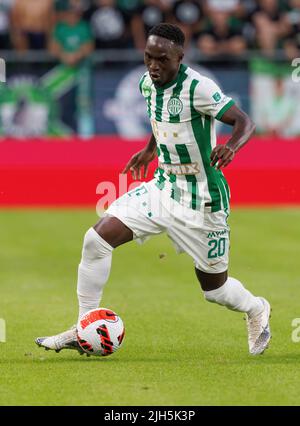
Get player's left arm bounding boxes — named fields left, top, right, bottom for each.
left=211, top=104, right=256, bottom=170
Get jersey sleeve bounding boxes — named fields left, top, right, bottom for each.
left=193, top=76, right=234, bottom=120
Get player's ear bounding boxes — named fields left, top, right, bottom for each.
left=178, top=48, right=184, bottom=62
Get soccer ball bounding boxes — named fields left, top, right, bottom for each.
left=77, top=308, right=125, bottom=357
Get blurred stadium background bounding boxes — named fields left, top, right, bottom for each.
left=0, top=0, right=299, bottom=206
left=1, top=0, right=300, bottom=407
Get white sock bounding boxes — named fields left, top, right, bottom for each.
left=77, top=227, right=113, bottom=323
left=204, top=276, right=263, bottom=317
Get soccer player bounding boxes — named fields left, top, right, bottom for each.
left=36, top=23, right=271, bottom=355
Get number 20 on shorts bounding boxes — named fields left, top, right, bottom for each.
left=208, top=238, right=226, bottom=259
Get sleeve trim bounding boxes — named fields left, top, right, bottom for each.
left=215, top=100, right=235, bottom=120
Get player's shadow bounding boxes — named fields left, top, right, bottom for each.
left=14, top=345, right=300, bottom=365
left=19, top=351, right=185, bottom=364
left=29, top=356, right=179, bottom=364
left=26, top=353, right=300, bottom=365
left=222, top=353, right=299, bottom=366
left=250, top=353, right=300, bottom=363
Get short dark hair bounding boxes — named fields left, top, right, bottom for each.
left=148, top=23, right=185, bottom=47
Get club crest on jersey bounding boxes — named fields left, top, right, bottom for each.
left=167, top=96, right=183, bottom=116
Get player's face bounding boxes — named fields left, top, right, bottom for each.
left=144, top=35, right=184, bottom=87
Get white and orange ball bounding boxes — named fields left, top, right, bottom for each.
left=77, top=308, right=125, bottom=357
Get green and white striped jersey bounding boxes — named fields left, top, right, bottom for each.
left=139, top=64, right=234, bottom=213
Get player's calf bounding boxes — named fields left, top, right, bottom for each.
left=200, top=274, right=271, bottom=355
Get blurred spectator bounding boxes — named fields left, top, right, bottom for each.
left=11, top=0, right=55, bottom=51
left=205, top=0, right=241, bottom=14
left=262, top=77, right=296, bottom=137
left=250, top=0, right=289, bottom=55
left=197, top=9, right=247, bottom=57
left=205, top=0, right=251, bottom=23
left=55, top=0, right=71, bottom=11
left=72, top=0, right=92, bottom=10
left=283, top=0, right=300, bottom=59
left=130, top=0, right=172, bottom=51
left=84, top=0, right=135, bottom=49
left=56, top=0, right=91, bottom=10
left=117, top=0, right=144, bottom=16
left=1, top=0, right=297, bottom=58
left=0, top=0, right=13, bottom=49
left=50, top=2, right=94, bottom=66
left=171, top=0, right=203, bottom=48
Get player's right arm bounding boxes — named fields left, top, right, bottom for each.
left=193, top=75, right=255, bottom=170
left=122, top=133, right=157, bottom=180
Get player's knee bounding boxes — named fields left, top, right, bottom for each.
left=94, top=216, right=133, bottom=248
left=82, top=227, right=113, bottom=262
left=195, top=267, right=227, bottom=291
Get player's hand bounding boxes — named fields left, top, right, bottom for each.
left=210, top=145, right=235, bottom=170
left=122, top=148, right=156, bottom=180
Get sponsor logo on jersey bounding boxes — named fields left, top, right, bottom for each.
left=213, top=92, right=221, bottom=102
left=167, top=96, right=183, bottom=116
left=159, top=162, right=200, bottom=175
left=207, top=230, right=228, bottom=238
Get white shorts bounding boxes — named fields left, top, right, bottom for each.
left=104, top=179, right=230, bottom=273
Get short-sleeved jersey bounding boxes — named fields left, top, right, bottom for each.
left=139, top=64, right=234, bottom=213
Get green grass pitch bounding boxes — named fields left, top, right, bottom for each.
left=0, top=208, right=299, bottom=406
